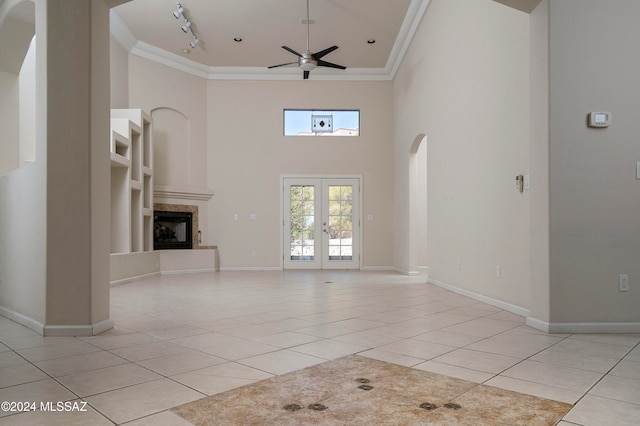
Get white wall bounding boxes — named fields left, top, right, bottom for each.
left=547, top=0, right=640, bottom=327
left=0, top=0, right=46, bottom=328
left=206, top=80, right=395, bottom=269
left=394, top=0, right=531, bottom=309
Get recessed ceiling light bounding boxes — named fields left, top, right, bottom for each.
left=367, top=39, right=376, bottom=44
left=181, top=48, right=191, bottom=54
left=233, top=37, right=243, bottom=42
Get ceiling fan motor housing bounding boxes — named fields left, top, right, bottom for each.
left=299, top=53, right=318, bottom=71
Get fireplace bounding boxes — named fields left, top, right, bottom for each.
left=154, top=210, right=193, bottom=250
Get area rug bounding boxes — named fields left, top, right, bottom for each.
left=172, top=355, right=572, bottom=425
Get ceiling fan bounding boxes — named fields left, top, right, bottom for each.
left=268, top=0, right=346, bottom=79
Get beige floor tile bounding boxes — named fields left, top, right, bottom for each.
left=568, top=333, right=640, bottom=347
left=501, top=360, right=602, bottom=393
left=84, top=332, right=159, bottom=350
left=589, top=375, right=640, bottom=405
left=142, top=325, right=210, bottom=340
left=0, top=351, right=27, bottom=368
left=0, top=379, right=77, bottom=418
left=199, top=336, right=279, bottom=360
left=530, top=347, right=620, bottom=373
left=358, top=348, right=426, bottom=367
left=255, top=331, right=322, bottom=348
left=169, top=331, right=235, bottom=349
left=85, top=378, right=204, bottom=424
left=171, top=362, right=274, bottom=396
left=16, top=341, right=100, bottom=363
left=0, top=362, right=49, bottom=388
left=290, top=339, right=368, bottom=360
left=238, top=349, right=324, bottom=375
left=411, top=330, right=484, bottom=347
left=123, top=410, right=194, bottom=425
left=485, top=375, right=582, bottom=405
left=109, top=340, right=189, bottom=362
left=34, top=350, right=127, bottom=377
left=552, top=337, right=631, bottom=359
left=137, top=350, right=226, bottom=376
left=57, top=362, right=162, bottom=397
left=563, top=394, right=640, bottom=426
left=432, top=348, right=522, bottom=374
left=610, top=358, right=640, bottom=380
left=413, top=360, right=495, bottom=383
left=0, top=335, right=79, bottom=351
left=0, top=404, right=112, bottom=425
left=375, top=339, right=456, bottom=360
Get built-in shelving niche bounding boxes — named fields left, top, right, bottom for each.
left=110, top=109, right=153, bottom=254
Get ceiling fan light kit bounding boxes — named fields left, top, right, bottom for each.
left=268, top=0, right=347, bottom=79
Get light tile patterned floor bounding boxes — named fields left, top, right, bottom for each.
left=0, top=270, right=638, bottom=425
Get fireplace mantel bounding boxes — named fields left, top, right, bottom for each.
left=154, top=185, right=214, bottom=201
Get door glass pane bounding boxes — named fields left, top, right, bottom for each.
left=327, top=185, right=353, bottom=260
left=290, top=185, right=315, bottom=260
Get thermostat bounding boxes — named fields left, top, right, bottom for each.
left=588, top=112, right=611, bottom=128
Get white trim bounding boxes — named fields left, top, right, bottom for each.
left=394, top=267, right=420, bottom=276
left=92, top=319, right=115, bottom=335
left=219, top=266, right=282, bottom=271
left=154, top=185, right=214, bottom=201
left=110, top=271, right=160, bottom=286
left=44, top=320, right=114, bottom=337
left=527, top=318, right=640, bottom=334
left=161, top=268, right=218, bottom=275
left=0, top=305, right=44, bottom=335
left=388, top=0, right=432, bottom=79
left=428, top=278, right=530, bottom=318
left=361, top=266, right=396, bottom=272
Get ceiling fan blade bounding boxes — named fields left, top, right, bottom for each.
left=303, top=70, right=310, bottom=80
left=312, top=45, right=339, bottom=60
left=317, top=60, right=346, bottom=70
left=282, top=46, right=303, bottom=57
left=268, top=62, right=298, bottom=69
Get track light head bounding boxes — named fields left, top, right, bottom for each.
left=181, top=20, right=191, bottom=33
left=190, top=37, right=199, bottom=49
left=173, top=4, right=183, bottom=19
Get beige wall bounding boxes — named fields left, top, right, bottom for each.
left=110, top=34, right=129, bottom=109
left=528, top=0, right=550, bottom=325
left=547, top=0, right=640, bottom=326
left=394, top=0, right=531, bottom=309
left=206, top=80, right=395, bottom=269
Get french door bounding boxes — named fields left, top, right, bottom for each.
left=283, top=177, right=360, bottom=269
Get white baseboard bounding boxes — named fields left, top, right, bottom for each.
left=0, top=305, right=114, bottom=336
left=0, top=305, right=45, bottom=335
left=527, top=318, right=640, bottom=334
left=161, top=268, right=217, bottom=275
left=110, top=271, right=161, bottom=286
left=219, top=266, right=282, bottom=271
left=394, top=267, right=421, bottom=276
left=428, top=278, right=530, bottom=318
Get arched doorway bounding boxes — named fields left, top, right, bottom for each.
left=408, top=134, right=428, bottom=276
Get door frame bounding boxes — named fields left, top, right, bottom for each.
left=280, top=174, right=363, bottom=270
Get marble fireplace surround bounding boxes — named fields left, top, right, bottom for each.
left=153, top=203, right=214, bottom=250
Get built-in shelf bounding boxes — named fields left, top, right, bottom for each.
left=110, top=109, right=153, bottom=254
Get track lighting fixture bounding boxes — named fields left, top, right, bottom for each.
left=171, top=2, right=200, bottom=51
left=173, top=4, right=183, bottom=19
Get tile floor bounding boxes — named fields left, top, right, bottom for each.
left=0, top=270, right=638, bottom=425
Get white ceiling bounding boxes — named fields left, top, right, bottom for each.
left=111, top=0, right=431, bottom=80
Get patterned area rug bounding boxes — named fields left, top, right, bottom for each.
left=172, top=355, right=572, bottom=425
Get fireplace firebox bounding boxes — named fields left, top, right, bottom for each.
left=154, top=211, right=193, bottom=250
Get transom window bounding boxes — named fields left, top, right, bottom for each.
left=284, top=109, right=359, bottom=136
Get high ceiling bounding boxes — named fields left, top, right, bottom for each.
left=111, top=0, right=430, bottom=80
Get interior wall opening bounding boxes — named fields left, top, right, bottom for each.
left=409, top=134, right=428, bottom=276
